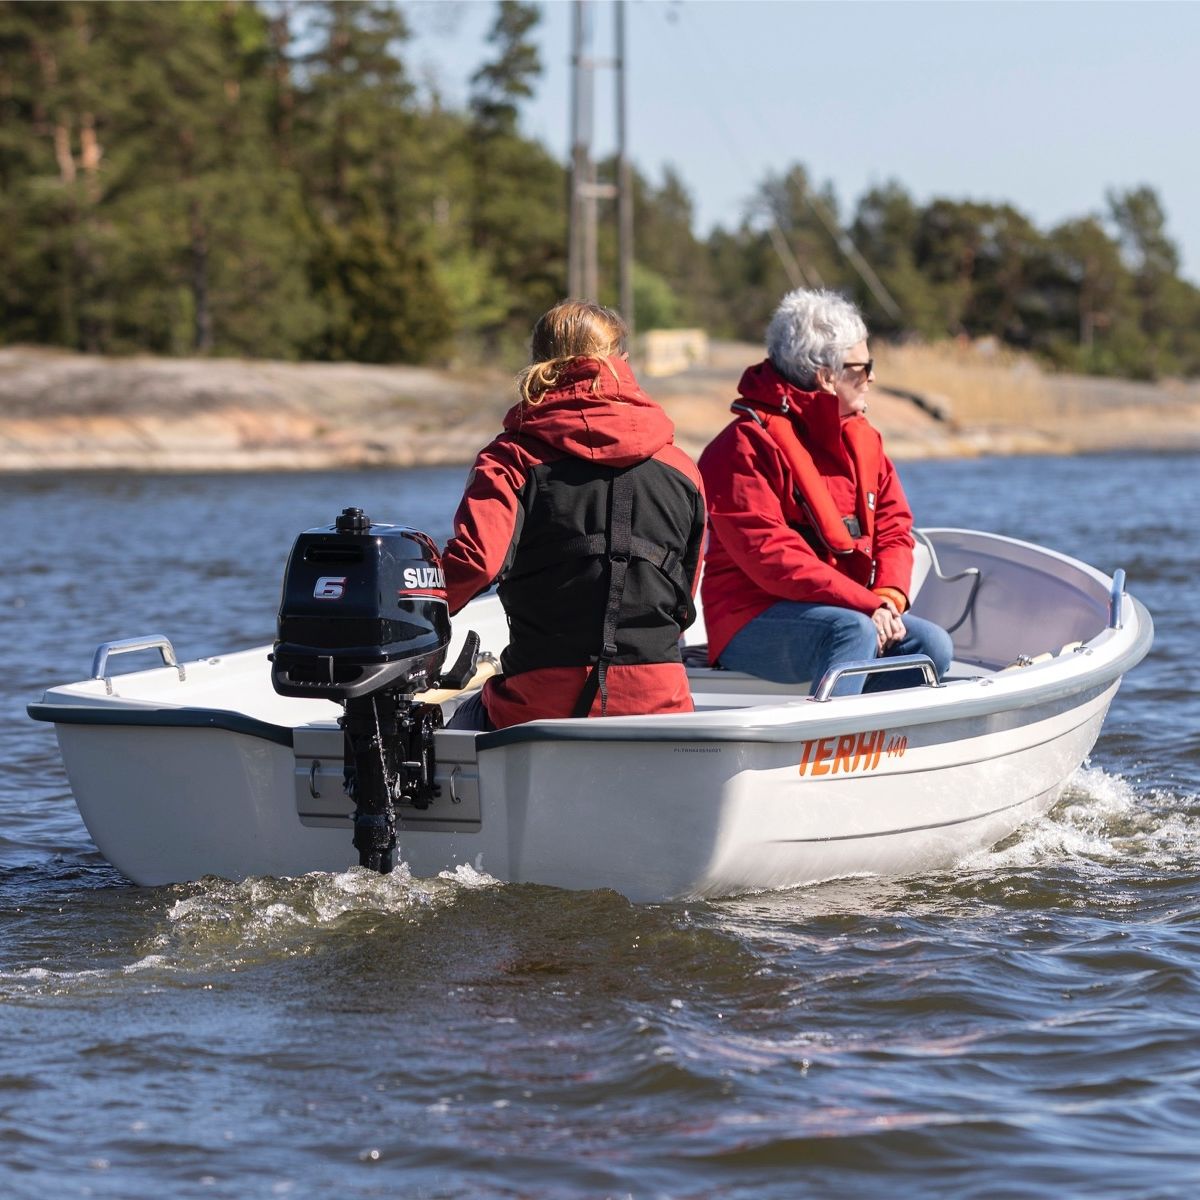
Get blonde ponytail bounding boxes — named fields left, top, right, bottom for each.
left=517, top=300, right=629, bottom=405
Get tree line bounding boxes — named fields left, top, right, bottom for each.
left=2, top=0, right=1197, bottom=379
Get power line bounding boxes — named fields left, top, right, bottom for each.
left=668, top=4, right=902, bottom=323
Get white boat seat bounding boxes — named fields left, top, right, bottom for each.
left=683, top=646, right=812, bottom=699
left=686, top=665, right=810, bottom=692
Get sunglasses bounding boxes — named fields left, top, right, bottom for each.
left=842, top=359, right=874, bottom=377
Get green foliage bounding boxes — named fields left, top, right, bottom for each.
left=462, top=2, right=565, bottom=359
left=0, top=0, right=324, bottom=356
left=632, top=263, right=683, bottom=330
left=305, top=209, right=452, bottom=363
left=470, top=1, right=541, bottom=136
left=701, top=163, right=1200, bottom=380
left=292, top=0, right=418, bottom=224
left=0, top=2, right=1197, bottom=380
left=850, top=183, right=938, bottom=336
left=628, top=166, right=712, bottom=328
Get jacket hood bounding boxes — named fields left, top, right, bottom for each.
left=503, top=355, right=675, bottom=466
left=736, top=358, right=846, bottom=447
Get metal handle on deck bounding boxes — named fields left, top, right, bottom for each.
left=92, top=634, right=184, bottom=687
left=1108, top=569, right=1126, bottom=630
left=811, top=654, right=939, bottom=702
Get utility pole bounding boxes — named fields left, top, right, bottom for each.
left=567, top=1, right=593, bottom=300
left=567, top=1, right=634, bottom=329
left=615, top=0, right=633, bottom=327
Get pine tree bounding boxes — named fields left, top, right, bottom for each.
left=0, top=1, right=324, bottom=358
left=626, top=166, right=713, bottom=329
left=1035, top=217, right=1145, bottom=374
left=850, top=183, right=941, bottom=338
left=1107, top=186, right=1190, bottom=376
left=110, top=2, right=323, bottom=356
left=469, top=0, right=540, bottom=137
left=293, top=0, right=452, bottom=361
left=0, top=1, right=117, bottom=349
left=461, top=1, right=564, bottom=359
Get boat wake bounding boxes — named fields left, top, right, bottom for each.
left=974, top=764, right=1200, bottom=872
left=0, top=863, right=501, bottom=1000
left=715, top=763, right=1199, bottom=922
left=144, top=861, right=502, bottom=966
left=5, top=766, right=1191, bottom=1005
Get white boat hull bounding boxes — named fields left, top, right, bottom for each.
left=32, top=530, right=1153, bottom=902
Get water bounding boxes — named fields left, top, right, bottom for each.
left=2, top=454, right=1197, bottom=1198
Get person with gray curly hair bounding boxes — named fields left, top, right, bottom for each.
left=765, top=288, right=869, bottom=391
left=696, top=287, right=952, bottom=695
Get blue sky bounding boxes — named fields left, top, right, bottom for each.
left=406, top=1, right=1200, bottom=281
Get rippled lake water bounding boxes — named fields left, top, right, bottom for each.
left=2, top=454, right=1197, bottom=1198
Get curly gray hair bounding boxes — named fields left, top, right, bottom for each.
left=766, top=288, right=868, bottom=389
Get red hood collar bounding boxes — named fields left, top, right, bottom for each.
left=736, top=358, right=847, bottom=445
left=503, top=355, right=675, bottom=465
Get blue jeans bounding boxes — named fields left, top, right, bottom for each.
left=718, top=602, right=954, bottom=697
left=445, top=689, right=495, bottom=731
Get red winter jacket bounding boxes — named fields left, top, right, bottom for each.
left=443, top=356, right=706, bottom=729
left=697, top=359, right=914, bottom=665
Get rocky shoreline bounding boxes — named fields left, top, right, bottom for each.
left=2, top=343, right=1198, bottom=474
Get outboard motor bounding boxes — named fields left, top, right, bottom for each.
left=271, top=508, right=478, bottom=874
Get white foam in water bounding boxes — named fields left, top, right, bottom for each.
left=124, top=954, right=171, bottom=974
left=3, top=861, right=501, bottom=997
left=0, top=963, right=119, bottom=1000
left=967, top=764, right=1199, bottom=871
left=436, top=861, right=499, bottom=889
left=127, top=860, right=505, bottom=975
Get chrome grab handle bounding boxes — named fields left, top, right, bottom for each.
left=1108, top=569, right=1126, bottom=630
left=811, top=654, right=940, bottom=703
left=92, top=634, right=184, bottom=694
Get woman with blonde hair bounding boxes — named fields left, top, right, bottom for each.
left=443, top=300, right=706, bottom=730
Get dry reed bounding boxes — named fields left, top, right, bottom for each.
left=876, top=340, right=1067, bottom=427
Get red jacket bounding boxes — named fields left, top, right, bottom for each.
left=697, top=359, right=914, bottom=665
left=443, top=356, right=706, bottom=729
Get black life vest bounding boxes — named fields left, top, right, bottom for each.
left=497, top=451, right=699, bottom=716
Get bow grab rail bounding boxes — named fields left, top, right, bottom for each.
left=92, top=635, right=184, bottom=694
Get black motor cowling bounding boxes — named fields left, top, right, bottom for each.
left=272, top=506, right=451, bottom=699
left=271, top=508, right=476, bottom=876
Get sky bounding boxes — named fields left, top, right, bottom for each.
left=405, top=1, right=1200, bottom=282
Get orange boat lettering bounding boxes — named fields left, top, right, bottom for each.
left=798, top=729, right=907, bottom=776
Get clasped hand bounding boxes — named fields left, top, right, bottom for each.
left=871, top=601, right=906, bottom=654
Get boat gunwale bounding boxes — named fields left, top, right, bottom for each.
left=27, top=598, right=1151, bottom=750
left=25, top=702, right=296, bottom=747
left=475, top=605, right=1148, bottom=747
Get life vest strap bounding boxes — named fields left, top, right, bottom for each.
left=573, top=467, right=634, bottom=718
left=732, top=399, right=880, bottom=557
left=507, top=532, right=693, bottom=627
